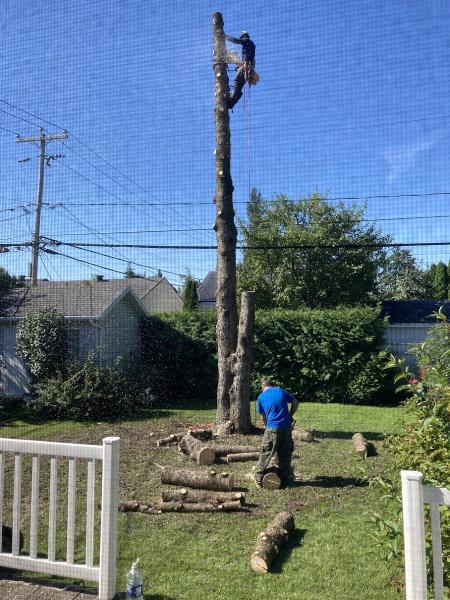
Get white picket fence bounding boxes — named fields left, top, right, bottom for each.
left=0, top=436, right=120, bottom=600
left=401, top=470, right=450, bottom=600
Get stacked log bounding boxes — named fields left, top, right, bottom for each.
left=161, top=467, right=234, bottom=491
left=250, top=511, right=295, bottom=574
left=212, top=445, right=260, bottom=457
left=292, top=429, right=314, bottom=443
left=161, top=488, right=245, bottom=505
left=179, top=432, right=216, bottom=465
left=118, top=501, right=157, bottom=514
left=352, top=433, right=368, bottom=456
left=226, top=452, right=259, bottom=463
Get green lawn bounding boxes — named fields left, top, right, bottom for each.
left=0, top=402, right=406, bottom=600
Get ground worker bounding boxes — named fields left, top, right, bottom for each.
left=255, top=380, right=299, bottom=487
left=225, top=31, right=256, bottom=109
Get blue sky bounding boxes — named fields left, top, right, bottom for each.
left=1, top=0, right=450, bottom=285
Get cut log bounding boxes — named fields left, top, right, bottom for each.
left=212, top=445, right=260, bottom=457
left=250, top=511, right=295, bottom=574
left=161, top=467, right=234, bottom=491
left=352, top=433, right=368, bottom=456
left=161, top=488, right=245, bottom=505
left=157, top=433, right=184, bottom=447
left=262, top=471, right=282, bottom=490
left=118, top=501, right=157, bottom=514
left=226, top=452, right=260, bottom=463
left=189, top=428, right=213, bottom=441
left=292, top=429, right=314, bottom=443
left=158, top=501, right=244, bottom=513
left=179, top=432, right=216, bottom=465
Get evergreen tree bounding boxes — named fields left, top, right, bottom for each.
left=124, top=263, right=137, bottom=278
left=0, top=267, right=16, bottom=297
left=433, top=262, right=448, bottom=299
left=183, top=277, right=199, bottom=311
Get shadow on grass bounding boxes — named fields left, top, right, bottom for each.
left=313, top=430, right=386, bottom=441
left=292, top=476, right=368, bottom=488
left=270, top=528, right=307, bottom=573
left=143, top=595, right=178, bottom=600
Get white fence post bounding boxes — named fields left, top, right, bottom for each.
left=99, top=437, right=120, bottom=600
left=401, top=470, right=427, bottom=600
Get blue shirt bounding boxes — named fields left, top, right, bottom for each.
left=256, top=387, right=295, bottom=429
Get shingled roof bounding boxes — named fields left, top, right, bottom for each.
left=0, top=278, right=153, bottom=319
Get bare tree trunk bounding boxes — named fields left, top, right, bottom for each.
left=212, top=12, right=238, bottom=426
left=230, top=291, right=255, bottom=432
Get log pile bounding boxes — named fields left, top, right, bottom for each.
left=250, top=511, right=295, bottom=574
left=157, top=428, right=213, bottom=447
left=352, top=432, right=368, bottom=456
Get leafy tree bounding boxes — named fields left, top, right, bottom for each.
left=432, top=262, right=448, bottom=299
left=16, top=307, right=68, bottom=381
left=377, top=248, right=428, bottom=300
left=238, top=192, right=390, bottom=308
left=183, top=277, right=199, bottom=311
left=0, top=267, right=16, bottom=297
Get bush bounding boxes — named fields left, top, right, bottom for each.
left=16, top=307, right=68, bottom=382
left=31, top=356, right=138, bottom=421
left=150, top=306, right=391, bottom=405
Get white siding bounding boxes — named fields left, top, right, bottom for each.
left=385, top=323, right=434, bottom=364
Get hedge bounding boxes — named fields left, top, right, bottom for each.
left=144, top=306, right=391, bottom=405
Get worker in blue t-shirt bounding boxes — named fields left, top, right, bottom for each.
left=255, top=380, right=299, bottom=487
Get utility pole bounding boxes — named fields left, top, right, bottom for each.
left=16, top=127, right=68, bottom=284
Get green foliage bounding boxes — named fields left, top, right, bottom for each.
left=31, top=356, right=137, bottom=420
left=140, top=314, right=217, bottom=405
left=0, top=267, right=16, bottom=296
left=182, top=277, right=199, bottom=311
left=238, top=191, right=390, bottom=309
left=155, top=306, right=392, bottom=405
left=16, top=307, right=68, bottom=382
left=370, top=318, right=450, bottom=597
left=377, top=248, right=428, bottom=300
left=432, top=261, right=448, bottom=299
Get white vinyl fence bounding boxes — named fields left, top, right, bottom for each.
left=401, top=470, right=450, bottom=600
left=0, top=436, right=120, bottom=600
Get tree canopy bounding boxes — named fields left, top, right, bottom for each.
left=238, top=190, right=390, bottom=308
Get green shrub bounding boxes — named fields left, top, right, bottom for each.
left=16, top=307, right=68, bottom=382
left=31, top=356, right=138, bottom=421
left=151, top=306, right=391, bottom=405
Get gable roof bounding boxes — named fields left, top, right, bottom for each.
left=0, top=280, right=148, bottom=319
left=198, top=271, right=217, bottom=302
left=381, top=300, right=450, bottom=324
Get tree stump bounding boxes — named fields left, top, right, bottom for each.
left=161, top=488, right=245, bottom=505
left=179, top=432, right=216, bottom=465
left=352, top=433, right=368, bottom=456
left=161, top=468, right=234, bottom=491
left=292, top=429, right=314, bottom=443
left=226, top=452, right=260, bottom=463
left=250, top=511, right=295, bottom=574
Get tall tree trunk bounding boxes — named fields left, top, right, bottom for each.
left=212, top=12, right=238, bottom=425
left=230, top=291, right=255, bottom=433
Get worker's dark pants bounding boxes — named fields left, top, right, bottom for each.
left=229, top=62, right=254, bottom=108
left=255, top=427, right=295, bottom=485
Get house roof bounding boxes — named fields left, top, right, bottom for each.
left=0, top=278, right=155, bottom=319
left=198, top=271, right=217, bottom=302
left=381, top=300, right=450, bottom=324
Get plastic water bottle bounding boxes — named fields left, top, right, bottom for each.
left=126, top=558, right=144, bottom=600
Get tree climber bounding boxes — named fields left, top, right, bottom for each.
left=225, top=31, right=256, bottom=109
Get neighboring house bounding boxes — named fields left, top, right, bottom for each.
left=382, top=300, right=450, bottom=363
left=198, top=271, right=217, bottom=310
left=0, top=282, right=148, bottom=400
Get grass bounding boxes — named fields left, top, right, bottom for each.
left=0, top=401, right=406, bottom=600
